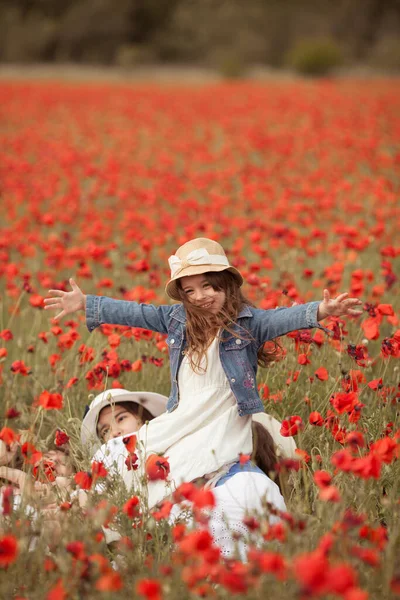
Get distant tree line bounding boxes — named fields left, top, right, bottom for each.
left=0, top=0, right=399, bottom=67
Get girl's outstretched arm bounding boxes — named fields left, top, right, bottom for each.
left=252, top=290, right=363, bottom=344
left=45, top=279, right=174, bottom=334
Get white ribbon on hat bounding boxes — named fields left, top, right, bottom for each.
left=168, top=248, right=229, bottom=278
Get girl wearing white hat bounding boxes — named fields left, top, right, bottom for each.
left=81, top=388, right=169, bottom=450
left=45, top=237, right=361, bottom=508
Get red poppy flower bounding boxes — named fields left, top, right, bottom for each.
left=37, top=391, right=63, bottom=410
left=29, top=294, right=45, bottom=308
left=179, top=530, right=214, bottom=554
left=47, top=579, right=67, bottom=600
left=368, top=378, right=383, bottom=390
left=145, top=454, right=170, bottom=481
left=0, top=426, right=18, bottom=446
left=330, top=392, right=359, bottom=415
left=54, top=430, right=70, bottom=447
left=33, top=459, right=57, bottom=483
left=21, top=442, right=42, bottom=464
left=1, top=486, right=13, bottom=516
left=0, top=535, right=18, bottom=567
left=239, top=453, right=251, bottom=465
left=122, top=434, right=137, bottom=454
left=280, top=416, right=303, bottom=437
left=136, top=579, right=162, bottom=600
left=345, top=431, right=365, bottom=448
left=10, top=360, right=30, bottom=376
left=125, top=452, right=139, bottom=471
left=370, top=437, right=398, bottom=464
left=5, top=407, right=20, bottom=419
left=123, top=496, right=140, bottom=518
left=96, top=571, right=123, bottom=592
left=66, top=541, right=86, bottom=560
left=377, top=303, right=394, bottom=316
left=314, top=470, right=332, bottom=488
left=309, top=411, right=324, bottom=426
left=74, top=471, right=93, bottom=490
left=315, top=367, right=329, bottom=381
left=131, top=359, right=143, bottom=372
left=298, top=353, right=311, bottom=365
left=91, top=461, right=108, bottom=480
left=0, top=330, right=13, bottom=341
left=192, top=488, right=216, bottom=510
left=152, top=501, right=173, bottom=521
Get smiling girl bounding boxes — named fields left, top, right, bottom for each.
left=45, top=237, right=362, bottom=507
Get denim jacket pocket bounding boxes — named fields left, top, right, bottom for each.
left=222, top=337, right=252, bottom=352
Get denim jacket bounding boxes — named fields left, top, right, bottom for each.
left=86, top=296, right=326, bottom=416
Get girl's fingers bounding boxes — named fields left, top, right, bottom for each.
left=323, top=289, right=330, bottom=303
left=44, top=303, right=62, bottom=311
left=47, top=290, right=65, bottom=297
left=336, top=292, right=349, bottom=302
left=69, top=278, right=79, bottom=291
left=347, top=309, right=363, bottom=316
left=44, top=299, right=60, bottom=306
left=55, top=310, right=66, bottom=320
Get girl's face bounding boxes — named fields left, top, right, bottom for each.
left=43, top=450, right=73, bottom=477
left=97, top=404, right=142, bottom=442
left=180, top=274, right=226, bottom=314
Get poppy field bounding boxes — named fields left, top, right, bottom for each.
left=0, top=78, right=400, bottom=599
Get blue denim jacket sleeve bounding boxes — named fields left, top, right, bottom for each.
left=251, top=301, right=329, bottom=345
left=86, top=295, right=173, bottom=334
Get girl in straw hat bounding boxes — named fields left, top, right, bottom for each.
left=45, top=237, right=362, bottom=508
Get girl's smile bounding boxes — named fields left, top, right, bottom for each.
left=180, top=274, right=226, bottom=314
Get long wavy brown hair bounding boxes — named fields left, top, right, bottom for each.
left=176, top=270, right=280, bottom=372
left=251, top=421, right=280, bottom=490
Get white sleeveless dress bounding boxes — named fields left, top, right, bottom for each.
left=94, top=336, right=253, bottom=509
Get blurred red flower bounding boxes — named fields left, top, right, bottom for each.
left=37, top=391, right=63, bottom=410
left=315, top=367, right=329, bottom=381
left=123, top=496, right=140, bottom=518
left=145, top=454, right=170, bottom=481
left=54, top=430, right=70, bottom=447
left=0, top=534, right=18, bottom=567
left=309, top=411, right=324, bottom=426
left=0, top=426, right=18, bottom=446
left=74, top=471, right=93, bottom=490
left=136, top=579, right=162, bottom=600
left=280, top=416, right=303, bottom=437
left=46, top=579, right=67, bottom=600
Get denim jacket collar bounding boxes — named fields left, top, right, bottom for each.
left=170, top=303, right=253, bottom=324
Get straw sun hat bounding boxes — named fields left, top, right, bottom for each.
left=166, top=238, right=243, bottom=300
left=81, top=388, right=169, bottom=447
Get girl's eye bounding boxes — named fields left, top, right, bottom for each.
left=117, top=415, right=126, bottom=422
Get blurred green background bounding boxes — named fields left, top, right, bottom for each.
left=1, top=0, right=400, bottom=76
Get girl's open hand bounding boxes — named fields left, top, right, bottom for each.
left=44, top=278, right=86, bottom=320
left=318, top=289, right=363, bottom=321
